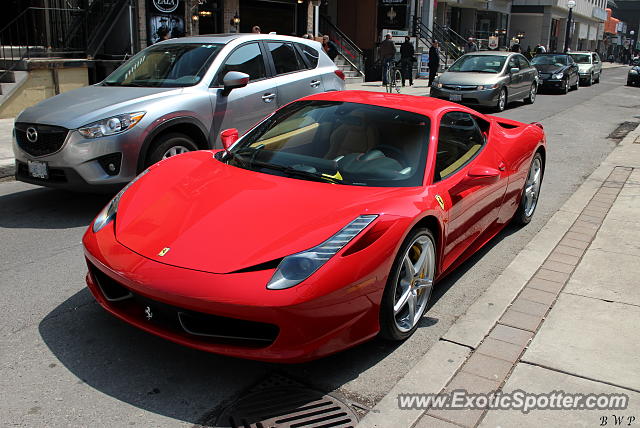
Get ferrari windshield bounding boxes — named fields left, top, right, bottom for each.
left=569, top=53, right=591, bottom=64
left=448, top=55, right=507, bottom=73
left=531, top=55, right=569, bottom=66
left=103, top=43, right=222, bottom=87
left=224, top=101, right=430, bottom=187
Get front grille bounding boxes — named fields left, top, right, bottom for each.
left=15, top=122, right=69, bottom=157
left=88, top=262, right=279, bottom=347
left=443, top=84, right=478, bottom=91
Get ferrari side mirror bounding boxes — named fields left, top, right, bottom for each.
left=220, top=128, right=239, bottom=152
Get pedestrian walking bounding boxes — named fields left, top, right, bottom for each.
left=464, top=37, right=478, bottom=53
left=400, top=36, right=415, bottom=86
left=379, top=33, right=396, bottom=85
left=322, top=35, right=339, bottom=61
left=428, top=41, right=440, bottom=87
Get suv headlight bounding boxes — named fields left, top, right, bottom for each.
left=78, top=112, right=146, bottom=139
left=92, top=169, right=149, bottom=233
left=266, top=215, right=378, bottom=290
left=552, top=73, right=564, bottom=79
left=630, top=69, right=639, bottom=75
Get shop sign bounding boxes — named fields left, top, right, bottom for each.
left=488, top=36, right=499, bottom=49
left=146, top=0, right=185, bottom=44
left=153, top=0, right=179, bottom=13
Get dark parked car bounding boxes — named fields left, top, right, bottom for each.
left=628, top=64, right=640, bottom=86
left=531, top=53, right=580, bottom=94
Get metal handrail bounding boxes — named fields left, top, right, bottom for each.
left=319, top=15, right=365, bottom=76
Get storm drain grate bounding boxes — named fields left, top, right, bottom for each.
left=214, top=376, right=358, bottom=428
left=607, top=121, right=640, bottom=142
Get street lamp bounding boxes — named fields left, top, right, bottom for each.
left=230, top=11, right=240, bottom=32
left=564, top=0, right=576, bottom=52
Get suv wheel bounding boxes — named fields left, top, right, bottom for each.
left=146, top=133, right=198, bottom=167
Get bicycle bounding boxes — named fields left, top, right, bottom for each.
left=385, top=60, right=403, bottom=94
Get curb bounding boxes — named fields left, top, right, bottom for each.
left=0, top=162, right=14, bottom=179
left=357, top=123, right=640, bottom=428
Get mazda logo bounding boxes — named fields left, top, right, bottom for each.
left=26, top=127, right=38, bottom=143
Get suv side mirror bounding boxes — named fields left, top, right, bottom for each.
left=222, top=71, right=250, bottom=96
left=220, top=128, right=239, bottom=151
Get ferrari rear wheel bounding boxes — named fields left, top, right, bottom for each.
left=379, top=228, right=436, bottom=341
left=513, top=152, right=543, bottom=226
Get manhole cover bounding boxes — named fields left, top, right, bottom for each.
left=215, top=386, right=359, bottom=428
left=608, top=121, right=640, bottom=142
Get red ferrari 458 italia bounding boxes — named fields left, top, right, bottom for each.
left=83, top=91, right=546, bottom=363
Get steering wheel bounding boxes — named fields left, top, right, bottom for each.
left=374, top=144, right=408, bottom=166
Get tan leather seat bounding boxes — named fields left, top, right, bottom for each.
left=326, top=114, right=379, bottom=159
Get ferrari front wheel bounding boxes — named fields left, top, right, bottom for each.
left=513, top=152, right=543, bottom=226
left=379, top=228, right=436, bottom=341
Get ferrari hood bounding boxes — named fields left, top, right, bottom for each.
left=115, top=151, right=412, bottom=274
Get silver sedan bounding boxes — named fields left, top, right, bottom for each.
left=430, top=51, right=539, bottom=112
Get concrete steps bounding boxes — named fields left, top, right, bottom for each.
left=334, top=54, right=364, bottom=84
left=0, top=70, right=28, bottom=105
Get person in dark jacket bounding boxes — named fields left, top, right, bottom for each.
left=322, top=35, right=339, bottom=61
left=400, top=36, right=415, bottom=86
left=428, top=41, right=440, bottom=87
left=379, top=33, right=396, bottom=85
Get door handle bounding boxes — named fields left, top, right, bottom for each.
left=310, top=80, right=321, bottom=88
left=261, top=93, right=276, bottom=103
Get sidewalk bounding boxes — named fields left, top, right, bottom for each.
left=359, top=125, right=640, bottom=427
left=0, top=118, right=14, bottom=179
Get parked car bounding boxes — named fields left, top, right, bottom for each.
left=628, top=64, right=640, bottom=86
left=568, top=51, right=602, bottom=85
left=430, top=51, right=539, bottom=112
left=83, top=91, right=546, bottom=362
left=13, top=34, right=345, bottom=191
left=531, top=53, right=580, bottom=93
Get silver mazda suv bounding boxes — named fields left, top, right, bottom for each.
left=13, top=33, right=345, bottom=191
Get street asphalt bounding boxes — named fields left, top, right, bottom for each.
left=1, top=66, right=639, bottom=427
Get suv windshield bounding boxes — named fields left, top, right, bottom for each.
left=531, top=55, right=569, bottom=66
left=224, top=100, right=430, bottom=187
left=448, top=55, right=507, bottom=73
left=103, top=43, right=223, bottom=87
left=569, top=54, right=591, bottom=64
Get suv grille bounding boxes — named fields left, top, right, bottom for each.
left=15, top=122, right=69, bottom=157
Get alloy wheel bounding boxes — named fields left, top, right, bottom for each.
left=529, top=84, right=536, bottom=103
left=524, top=156, right=542, bottom=217
left=162, top=145, right=191, bottom=159
left=497, top=89, right=506, bottom=111
left=392, top=235, right=435, bottom=333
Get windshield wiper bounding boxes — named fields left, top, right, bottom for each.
left=250, top=160, right=345, bottom=184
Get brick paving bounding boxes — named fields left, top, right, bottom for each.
left=414, top=166, right=634, bottom=428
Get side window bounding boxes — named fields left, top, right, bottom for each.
left=217, top=43, right=266, bottom=84
left=593, top=53, right=600, bottom=63
left=434, top=112, right=487, bottom=181
left=298, top=43, right=319, bottom=69
left=517, top=55, right=531, bottom=69
left=268, top=42, right=304, bottom=75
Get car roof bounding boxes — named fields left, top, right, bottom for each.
left=462, top=51, right=514, bottom=57
left=156, top=33, right=319, bottom=46
left=568, top=51, right=593, bottom=54
left=298, top=90, right=487, bottom=120
left=535, top=53, right=570, bottom=56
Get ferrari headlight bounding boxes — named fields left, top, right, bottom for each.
left=78, top=112, right=145, bottom=139
left=266, top=215, right=378, bottom=290
left=92, top=169, right=149, bottom=233
left=552, top=73, right=564, bottom=80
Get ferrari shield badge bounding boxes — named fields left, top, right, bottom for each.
left=435, top=195, right=445, bottom=210
left=158, top=247, right=170, bottom=257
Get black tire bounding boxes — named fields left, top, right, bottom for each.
left=595, top=72, right=600, bottom=83
left=513, top=152, right=544, bottom=226
left=524, top=83, right=536, bottom=104
left=571, top=76, right=579, bottom=90
left=145, top=132, right=198, bottom=167
left=495, top=88, right=507, bottom=112
left=562, top=78, right=569, bottom=94
left=586, top=73, right=593, bottom=86
left=379, top=227, right=436, bottom=341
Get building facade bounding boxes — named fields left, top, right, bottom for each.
left=510, top=0, right=607, bottom=53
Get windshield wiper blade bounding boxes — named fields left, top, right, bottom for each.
left=252, top=160, right=345, bottom=184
